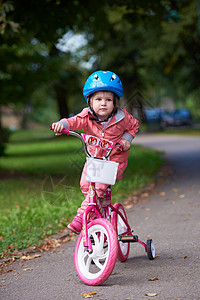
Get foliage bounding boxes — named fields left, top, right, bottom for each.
left=0, top=0, right=200, bottom=125
left=0, top=0, right=19, bottom=35
left=83, top=1, right=200, bottom=109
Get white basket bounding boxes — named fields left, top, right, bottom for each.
left=86, top=157, right=119, bottom=185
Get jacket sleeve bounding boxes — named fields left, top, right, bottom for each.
left=121, top=109, right=139, bottom=142
left=59, top=108, right=89, bottom=131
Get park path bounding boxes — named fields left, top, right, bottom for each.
left=1, top=133, right=200, bottom=300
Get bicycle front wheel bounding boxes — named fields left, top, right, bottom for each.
left=112, top=203, right=130, bottom=262
left=74, top=218, right=118, bottom=286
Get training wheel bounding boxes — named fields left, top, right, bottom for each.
left=146, top=239, right=155, bottom=260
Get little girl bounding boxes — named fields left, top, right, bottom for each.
left=51, top=70, right=139, bottom=234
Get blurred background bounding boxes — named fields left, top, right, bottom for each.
left=1, top=0, right=200, bottom=152
left=1, top=0, right=200, bottom=255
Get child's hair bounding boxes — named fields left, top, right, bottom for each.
left=87, top=92, right=119, bottom=115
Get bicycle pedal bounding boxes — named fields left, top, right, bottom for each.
left=118, top=235, right=138, bottom=243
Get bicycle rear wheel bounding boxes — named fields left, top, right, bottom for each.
left=74, top=218, right=118, bottom=286
left=112, top=203, right=130, bottom=262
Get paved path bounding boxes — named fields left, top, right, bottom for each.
left=1, top=134, right=200, bottom=300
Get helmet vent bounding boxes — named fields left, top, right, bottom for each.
left=111, top=74, right=116, bottom=81
left=83, top=70, right=123, bottom=100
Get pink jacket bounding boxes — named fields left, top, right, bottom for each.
left=60, top=107, right=139, bottom=172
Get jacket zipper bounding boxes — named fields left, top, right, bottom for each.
left=89, top=110, right=124, bottom=139
left=91, top=120, right=105, bottom=138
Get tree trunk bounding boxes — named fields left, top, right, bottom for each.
left=21, top=101, right=32, bottom=129
left=0, top=106, right=2, bottom=131
left=50, top=45, right=69, bottom=119
left=54, top=81, right=69, bottom=119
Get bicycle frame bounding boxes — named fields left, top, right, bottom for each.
left=82, top=180, right=134, bottom=253
left=82, top=182, right=102, bottom=252
left=50, top=127, right=148, bottom=253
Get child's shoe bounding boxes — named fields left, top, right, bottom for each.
left=67, top=214, right=82, bottom=234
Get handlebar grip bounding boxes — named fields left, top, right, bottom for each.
left=61, top=128, right=70, bottom=135
left=116, top=142, right=124, bottom=150
left=49, top=126, right=69, bottom=135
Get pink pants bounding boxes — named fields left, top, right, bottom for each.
left=77, top=161, right=127, bottom=215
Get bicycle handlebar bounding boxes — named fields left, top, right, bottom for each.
left=49, top=126, right=123, bottom=159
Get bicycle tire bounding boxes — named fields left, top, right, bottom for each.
left=74, top=218, right=118, bottom=286
left=146, top=239, right=155, bottom=260
left=112, top=203, right=130, bottom=262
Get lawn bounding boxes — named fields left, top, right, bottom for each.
left=163, top=127, right=200, bottom=136
left=0, top=129, right=164, bottom=256
left=140, top=124, right=200, bottom=136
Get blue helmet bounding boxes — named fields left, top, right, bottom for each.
left=83, top=70, right=123, bottom=101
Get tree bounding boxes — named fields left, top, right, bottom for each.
left=114, top=1, right=200, bottom=108
left=0, top=0, right=109, bottom=121
left=1, top=0, right=200, bottom=122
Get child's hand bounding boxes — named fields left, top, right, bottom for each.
left=51, top=122, right=64, bottom=135
left=120, top=139, right=131, bottom=151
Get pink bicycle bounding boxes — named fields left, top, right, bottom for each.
left=50, top=127, right=155, bottom=285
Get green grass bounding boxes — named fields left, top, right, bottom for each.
left=163, top=127, right=200, bottom=136
left=0, top=129, right=163, bottom=256
left=140, top=124, right=200, bottom=136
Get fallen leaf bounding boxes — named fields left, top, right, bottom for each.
left=1, top=280, right=6, bottom=283
left=179, top=194, right=185, bottom=198
left=184, top=256, right=189, bottom=259
left=168, top=257, right=173, bottom=259
left=124, top=204, right=133, bottom=209
left=23, top=268, right=33, bottom=271
left=81, top=291, right=97, bottom=298
left=172, top=188, right=178, bottom=192
left=36, top=238, right=61, bottom=252
left=188, top=212, right=192, bottom=215
left=0, top=269, right=13, bottom=274
left=13, top=272, right=20, bottom=276
left=139, top=199, right=147, bottom=204
left=111, top=272, right=120, bottom=275
left=20, top=254, right=41, bottom=261
left=145, top=217, right=149, bottom=221
left=160, top=192, right=166, bottom=196
left=88, top=292, right=96, bottom=295
left=132, top=196, right=138, bottom=202
left=141, top=192, right=149, bottom=198
left=145, top=293, right=157, bottom=297
left=148, top=277, right=159, bottom=281
left=145, top=208, right=151, bottom=212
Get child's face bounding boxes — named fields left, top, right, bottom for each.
left=90, top=91, right=114, bottom=120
